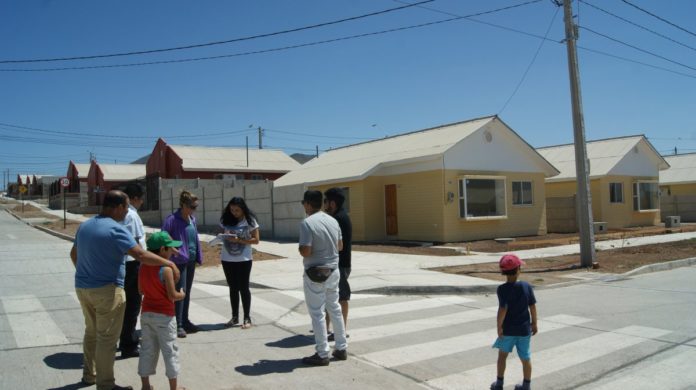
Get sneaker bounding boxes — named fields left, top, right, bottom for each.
left=327, top=332, right=349, bottom=342
left=110, top=385, right=133, bottom=390
left=225, top=317, right=239, bottom=328
left=301, top=353, right=330, bottom=366
left=183, top=323, right=199, bottom=334
left=177, top=328, right=187, bottom=338
left=514, top=384, right=530, bottom=390
left=490, top=382, right=503, bottom=390
left=120, top=348, right=140, bottom=358
left=332, top=349, right=347, bottom=361
left=80, top=377, right=95, bottom=386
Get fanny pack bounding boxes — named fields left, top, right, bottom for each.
left=305, top=266, right=334, bottom=283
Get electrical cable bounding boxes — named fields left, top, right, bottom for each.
left=0, top=1, right=434, bottom=64
left=619, top=0, right=696, bottom=38
left=0, top=0, right=544, bottom=72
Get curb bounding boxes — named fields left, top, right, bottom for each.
left=621, top=257, right=696, bottom=277
left=33, top=224, right=75, bottom=243
left=356, top=284, right=499, bottom=295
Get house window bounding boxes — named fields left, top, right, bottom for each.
left=458, top=176, right=506, bottom=219
left=632, top=182, right=659, bottom=211
left=512, top=181, right=533, bottom=206
left=609, top=183, right=624, bottom=203
left=250, top=174, right=264, bottom=180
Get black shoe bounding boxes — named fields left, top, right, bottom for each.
left=120, top=348, right=139, bottom=358
left=111, top=385, right=133, bottom=390
left=177, top=327, right=187, bottom=338
left=332, top=349, right=347, bottom=361
left=302, top=353, right=330, bottom=366
left=183, top=322, right=199, bottom=333
left=80, top=377, right=95, bottom=386
left=225, top=316, right=239, bottom=328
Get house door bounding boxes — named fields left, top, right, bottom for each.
left=385, top=184, right=398, bottom=236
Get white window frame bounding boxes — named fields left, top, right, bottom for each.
left=609, top=182, right=624, bottom=204
left=458, top=175, right=507, bottom=220
left=511, top=181, right=533, bottom=206
left=632, top=181, right=659, bottom=212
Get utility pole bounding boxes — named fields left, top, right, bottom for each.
left=561, top=0, right=596, bottom=268
left=258, top=127, right=263, bottom=149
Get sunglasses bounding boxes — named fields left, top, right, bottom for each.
left=187, top=203, right=198, bottom=210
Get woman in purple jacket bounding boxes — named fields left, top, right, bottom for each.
left=162, top=190, right=203, bottom=338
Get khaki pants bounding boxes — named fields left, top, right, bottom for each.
left=76, top=285, right=126, bottom=390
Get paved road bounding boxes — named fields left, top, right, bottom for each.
left=1, top=209, right=695, bottom=389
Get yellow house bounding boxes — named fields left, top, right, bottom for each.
left=537, top=135, right=669, bottom=231
left=660, top=153, right=696, bottom=222
left=273, top=116, right=559, bottom=242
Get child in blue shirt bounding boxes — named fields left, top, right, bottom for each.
left=491, top=254, right=538, bottom=390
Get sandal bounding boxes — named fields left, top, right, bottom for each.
left=241, top=317, right=252, bottom=329
left=226, top=317, right=239, bottom=328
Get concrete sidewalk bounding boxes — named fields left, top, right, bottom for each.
left=13, top=198, right=696, bottom=294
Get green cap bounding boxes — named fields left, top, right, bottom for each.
left=147, top=231, right=182, bottom=251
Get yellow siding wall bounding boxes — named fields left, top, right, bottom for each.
left=441, top=171, right=547, bottom=242
left=545, top=181, right=577, bottom=198
left=662, top=183, right=696, bottom=196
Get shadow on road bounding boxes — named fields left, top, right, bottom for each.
left=265, top=334, right=314, bottom=348
left=44, top=352, right=83, bottom=370
left=235, top=358, right=304, bottom=375
left=46, top=382, right=92, bottom=390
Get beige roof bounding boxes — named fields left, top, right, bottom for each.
left=275, top=116, right=558, bottom=187
left=97, top=164, right=146, bottom=181
left=660, top=153, right=696, bottom=185
left=169, top=145, right=300, bottom=173
left=72, top=163, right=91, bottom=179
left=537, top=135, right=668, bottom=182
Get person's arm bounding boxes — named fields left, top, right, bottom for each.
left=162, top=267, right=186, bottom=302
left=496, top=307, right=507, bottom=337
left=529, top=304, right=538, bottom=335
left=299, top=245, right=312, bottom=257
left=127, top=245, right=181, bottom=282
left=298, top=220, right=312, bottom=257
left=337, top=239, right=343, bottom=252
left=70, top=245, right=77, bottom=267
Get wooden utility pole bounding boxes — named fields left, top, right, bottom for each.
left=561, top=0, right=596, bottom=267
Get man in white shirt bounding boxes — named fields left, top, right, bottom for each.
left=119, top=183, right=147, bottom=358
left=298, top=190, right=348, bottom=366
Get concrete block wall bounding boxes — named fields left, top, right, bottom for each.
left=661, top=195, right=696, bottom=222
left=272, top=183, right=307, bottom=240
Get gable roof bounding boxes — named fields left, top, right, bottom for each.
left=96, top=164, right=146, bottom=181
left=168, top=145, right=300, bottom=173
left=537, top=135, right=669, bottom=182
left=660, top=152, right=696, bottom=185
left=69, top=162, right=91, bottom=179
left=275, top=116, right=558, bottom=187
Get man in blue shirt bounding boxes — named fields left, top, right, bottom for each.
left=71, top=190, right=180, bottom=390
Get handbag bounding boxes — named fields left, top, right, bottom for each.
left=305, top=266, right=334, bottom=283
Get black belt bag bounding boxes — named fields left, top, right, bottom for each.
left=305, top=266, right=334, bottom=283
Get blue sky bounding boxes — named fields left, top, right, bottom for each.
left=1, top=0, right=695, bottom=187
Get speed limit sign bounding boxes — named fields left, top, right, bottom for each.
left=60, top=177, right=70, bottom=188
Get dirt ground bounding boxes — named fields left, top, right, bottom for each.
left=7, top=203, right=696, bottom=284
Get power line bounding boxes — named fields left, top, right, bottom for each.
left=499, top=5, right=561, bottom=114
left=579, top=25, right=696, bottom=72
left=577, top=45, right=696, bottom=79
left=0, top=0, right=544, bottom=72
left=619, top=0, right=696, bottom=38
left=580, top=1, right=696, bottom=53
left=0, top=1, right=434, bottom=64
left=264, top=128, right=377, bottom=140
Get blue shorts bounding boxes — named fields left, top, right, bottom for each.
left=492, top=335, right=531, bottom=360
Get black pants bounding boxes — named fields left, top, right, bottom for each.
left=119, top=261, right=141, bottom=351
left=221, top=261, right=252, bottom=320
left=175, top=260, right=196, bottom=329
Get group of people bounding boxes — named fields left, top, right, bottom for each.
left=69, top=185, right=354, bottom=390
left=70, top=184, right=537, bottom=390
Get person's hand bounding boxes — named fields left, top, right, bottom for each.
left=497, top=326, right=503, bottom=338
left=531, top=322, right=538, bottom=335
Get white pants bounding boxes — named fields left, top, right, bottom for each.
left=138, top=312, right=180, bottom=379
left=303, top=269, right=348, bottom=358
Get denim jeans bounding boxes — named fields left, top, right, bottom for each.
left=175, top=260, right=196, bottom=328
left=303, top=269, right=347, bottom=358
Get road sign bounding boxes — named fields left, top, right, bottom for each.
left=18, top=185, right=27, bottom=194
left=60, top=177, right=70, bottom=188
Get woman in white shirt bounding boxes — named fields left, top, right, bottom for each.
left=219, top=197, right=259, bottom=329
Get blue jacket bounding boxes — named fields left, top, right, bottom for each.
left=161, top=209, right=203, bottom=265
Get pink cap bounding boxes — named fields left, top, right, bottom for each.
left=499, top=254, right=525, bottom=271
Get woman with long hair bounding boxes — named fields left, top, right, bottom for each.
left=162, top=190, right=202, bottom=338
left=219, top=196, right=260, bottom=329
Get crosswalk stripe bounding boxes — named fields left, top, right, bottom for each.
left=277, top=290, right=385, bottom=301
left=578, top=346, right=696, bottom=389
left=193, top=283, right=295, bottom=323
left=426, top=325, right=671, bottom=390
left=187, top=300, right=229, bottom=325
left=1, top=295, right=69, bottom=348
left=6, top=234, right=17, bottom=239
left=350, top=306, right=498, bottom=343
left=362, top=314, right=592, bottom=368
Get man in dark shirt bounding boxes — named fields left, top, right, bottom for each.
left=324, top=188, right=352, bottom=340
